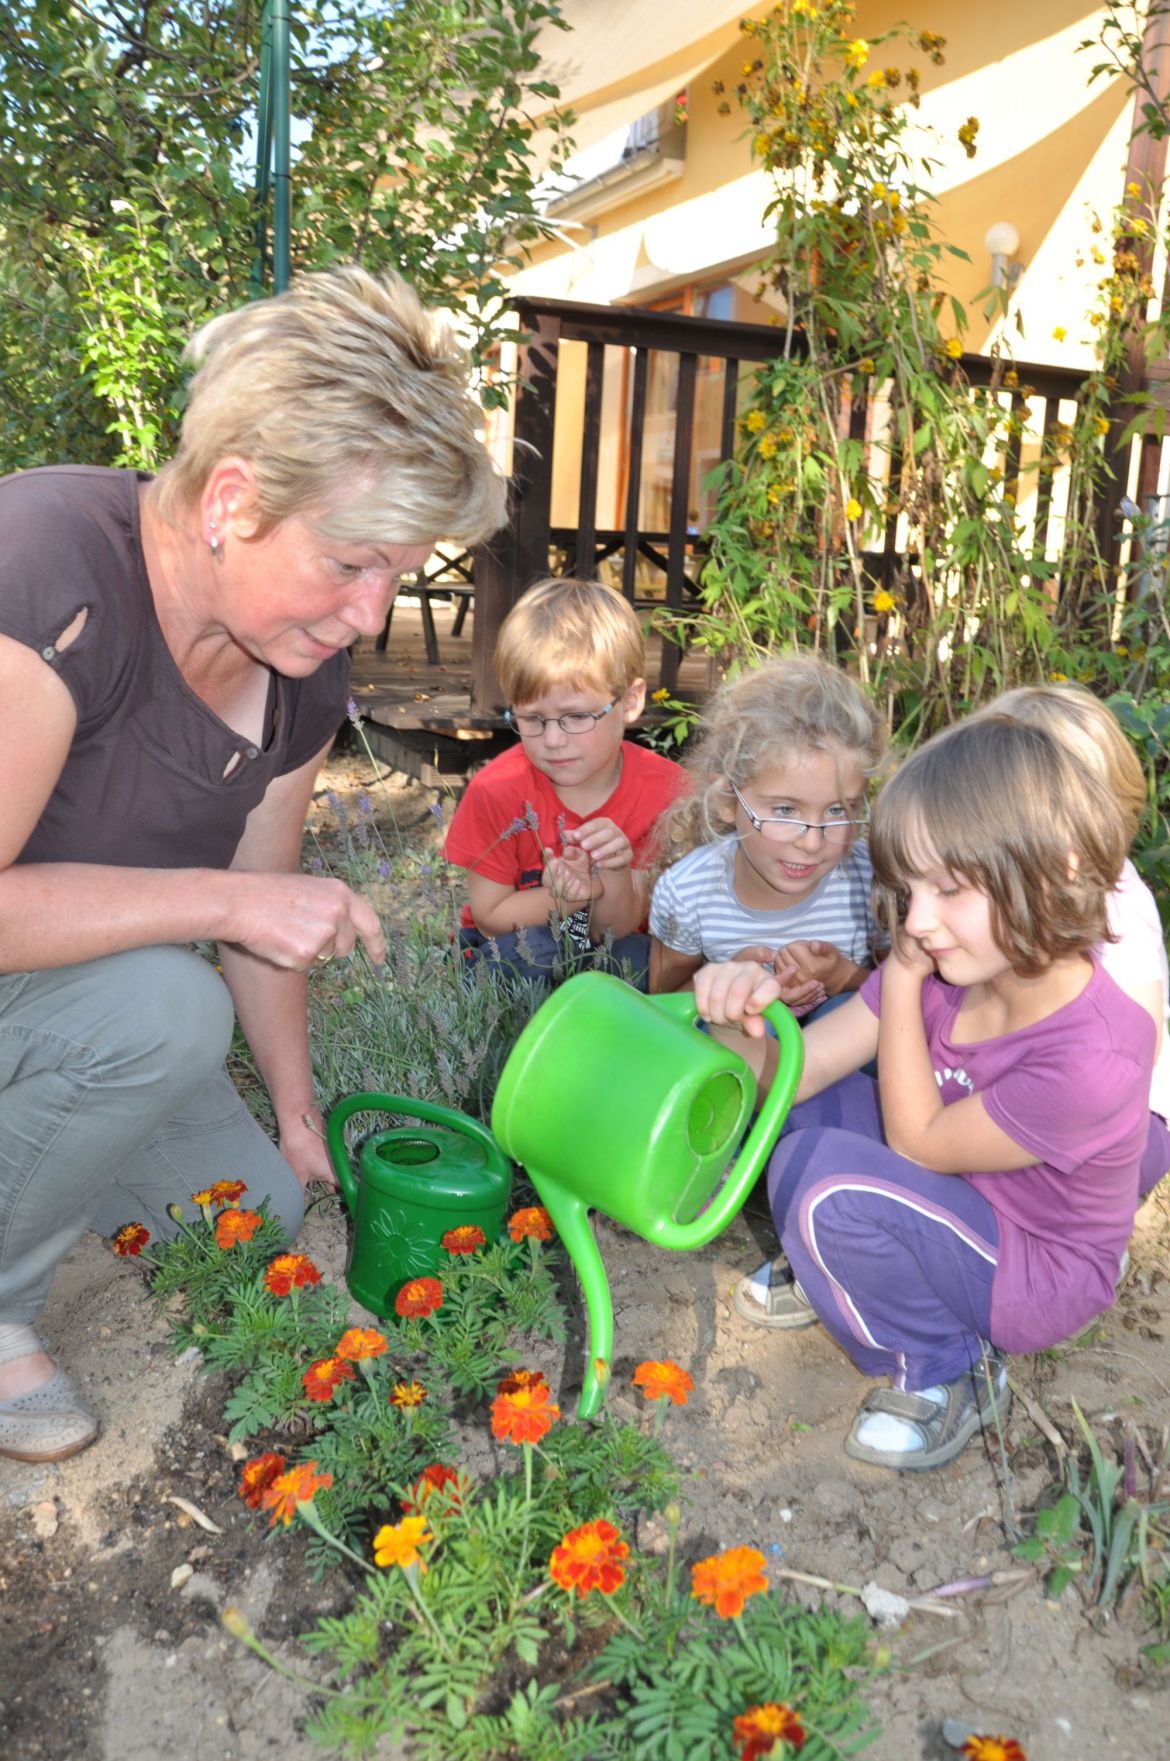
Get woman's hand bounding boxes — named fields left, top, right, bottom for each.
left=217, top=871, right=386, bottom=970
left=278, top=1104, right=338, bottom=1192
left=694, top=959, right=782, bottom=1038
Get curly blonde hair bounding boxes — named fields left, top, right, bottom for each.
left=650, top=655, right=885, bottom=877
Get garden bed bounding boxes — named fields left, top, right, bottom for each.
left=2, top=755, right=1168, bottom=1761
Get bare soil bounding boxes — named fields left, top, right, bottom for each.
left=3, top=755, right=1168, bottom=1761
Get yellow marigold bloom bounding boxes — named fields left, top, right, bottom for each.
left=1049, top=671, right=1068, bottom=682
left=845, top=497, right=862, bottom=521
left=1127, top=180, right=1141, bottom=197
left=745, top=408, right=766, bottom=433
left=867, top=69, right=887, bottom=88
left=859, top=357, right=875, bottom=374
left=1093, top=415, right=1110, bottom=436
left=791, top=0, right=816, bottom=14
left=872, top=590, right=896, bottom=614
left=753, top=132, right=770, bottom=157
left=944, top=337, right=963, bottom=359
left=1052, top=326, right=1067, bottom=342
left=845, top=38, right=868, bottom=69
left=390, top=1380, right=428, bottom=1407
left=758, top=434, right=778, bottom=459
left=373, top=1514, right=433, bottom=1572
left=871, top=182, right=886, bottom=200
left=651, top=687, right=670, bottom=702
left=742, top=60, right=755, bottom=76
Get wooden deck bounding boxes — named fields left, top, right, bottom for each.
left=346, top=595, right=716, bottom=787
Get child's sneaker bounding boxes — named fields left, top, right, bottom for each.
left=733, top=1256, right=819, bottom=1330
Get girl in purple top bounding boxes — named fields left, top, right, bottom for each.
left=695, top=716, right=1156, bottom=1473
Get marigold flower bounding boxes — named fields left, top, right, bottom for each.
left=441, top=1224, right=486, bottom=1255
left=373, top=1513, right=433, bottom=1571
left=215, top=1208, right=262, bottom=1249
left=691, top=1545, right=769, bottom=1618
left=208, top=1179, right=248, bottom=1206
left=960, top=1740, right=1026, bottom=1761
left=734, top=1702, right=807, bottom=1757
left=508, top=1206, right=553, bottom=1243
left=112, top=1222, right=151, bottom=1258
left=491, top=1383, right=560, bottom=1446
left=335, top=1327, right=388, bottom=1362
left=745, top=410, right=766, bottom=435
left=549, top=1519, right=629, bottom=1599
left=260, top=1460, right=333, bottom=1527
left=264, top=1253, right=322, bottom=1297
left=302, top=1356, right=356, bottom=1402
left=943, top=337, right=963, bottom=360
left=651, top=687, right=670, bottom=702
left=390, top=1380, right=428, bottom=1407
left=845, top=38, right=868, bottom=69
left=395, top=1276, right=443, bottom=1317
left=238, top=1451, right=287, bottom=1510
left=632, top=1360, right=694, bottom=1406
left=403, top=1464, right=462, bottom=1514
left=758, top=433, right=778, bottom=459
left=497, top=1367, right=549, bottom=1396
left=845, top=497, right=862, bottom=521
left=872, top=589, right=897, bottom=614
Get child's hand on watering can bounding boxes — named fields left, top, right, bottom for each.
left=694, top=959, right=783, bottom=1038
left=542, top=844, right=601, bottom=903
left=733, top=943, right=826, bottom=1016
left=563, top=818, right=633, bottom=871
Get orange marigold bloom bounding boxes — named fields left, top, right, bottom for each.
left=394, top=1276, right=443, bottom=1317
left=390, top=1380, right=428, bottom=1408
left=491, top=1383, right=559, bottom=1446
left=691, top=1545, right=769, bottom=1619
left=112, top=1222, right=151, bottom=1257
left=733, top=1702, right=807, bottom=1757
left=215, top=1208, right=262, bottom=1249
left=335, top=1327, right=388, bottom=1362
left=508, top=1205, right=553, bottom=1242
left=549, top=1519, right=629, bottom=1599
left=961, top=1741, right=1026, bottom=1761
left=302, top=1356, right=356, bottom=1402
left=263, top=1253, right=322, bottom=1297
left=260, top=1460, right=333, bottom=1527
left=402, top=1464, right=462, bottom=1514
left=497, top=1367, right=548, bottom=1396
left=373, top=1513, right=433, bottom=1571
left=442, top=1224, right=486, bottom=1254
left=238, top=1451, right=287, bottom=1510
left=632, top=1359, right=694, bottom=1406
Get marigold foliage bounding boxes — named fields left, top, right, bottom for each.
left=373, top=1513, right=433, bottom=1571
left=441, top=1223, right=486, bottom=1254
left=734, top=1700, right=807, bottom=1757
left=491, top=1382, right=559, bottom=1445
left=261, top=1461, right=333, bottom=1527
left=549, top=1518, right=629, bottom=1599
left=507, top=1205, right=553, bottom=1242
left=691, top=1545, right=769, bottom=1618
left=112, top=1222, right=151, bottom=1257
left=395, top=1276, right=444, bottom=1316
left=632, top=1360, right=694, bottom=1406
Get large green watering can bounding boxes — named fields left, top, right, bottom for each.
left=326, top=1096, right=512, bottom=1316
left=491, top=972, right=804, bottom=1417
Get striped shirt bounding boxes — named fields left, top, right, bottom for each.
left=649, top=835, right=881, bottom=966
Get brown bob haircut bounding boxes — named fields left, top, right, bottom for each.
left=869, top=715, right=1128, bottom=976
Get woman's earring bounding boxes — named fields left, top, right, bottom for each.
left=208, top=524, right=223, bottom=561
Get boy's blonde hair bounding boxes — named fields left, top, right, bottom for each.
left=990, top=683, right=1146, bottom=844
left=153, top=265, right=505, bottom=547
left=870, top=716, right=1127, bottom=976
left=652, top=655, right=885, bottom=873
left=495, top=577, right=645, bottom=704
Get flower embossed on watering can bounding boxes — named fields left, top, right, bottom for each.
left=491, top=972, right=804, bottom=1417
left=326, top=1095, right=511, bottom=1316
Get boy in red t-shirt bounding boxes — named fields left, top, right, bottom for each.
left=444, top=577, right=685, bottom=987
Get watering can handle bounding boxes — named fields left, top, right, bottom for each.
left=324, top=1092, right=502, bottom=1217
left=649, top=995, right=805, bottom=1252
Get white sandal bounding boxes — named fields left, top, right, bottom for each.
left=0, top=1368, right=98, bottom=1463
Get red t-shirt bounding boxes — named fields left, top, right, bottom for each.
left=444, top=740, right=685, bottom=927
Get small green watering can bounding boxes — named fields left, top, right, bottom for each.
left=326, top=1096, right=512, bottom=1316
left=491, top=972, right=804, bottom=1417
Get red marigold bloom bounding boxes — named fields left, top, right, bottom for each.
left=442, top=1224, right=486, bottom=1255
left=632, top=1360, right=694, bottom=1406
left=961, top=1740, right=1027, bottom=1761
left=260, top=1460, right=333, bottom=1527
left=263, top=1253, right=322, bottom=1297
left=507, top=1205, right=553, bottom=1243
left=402, top=1464, right=462, bottom=1514
left=215, top=1208, right=262, bottom=1249
left=335, top=1327, right=388, bottom=1362
left=208, top=1179, right=248, bottom=1206
left=389, top=1380, right=428, bottom=1408
left=238, top=1451, right=287, bottom=1510
left=496, top=1367, right=549, bottom=1396
left=491, top=1383, right=559, bottom=1446
left=733, top=1702, right=807, bottom=1758
left=691, top=1546, right=769, bottom=1619
left=549, top=1519, right=629, bottom=1599
left=112, top=1222, right=151, bottom=1258
left=373, top=1514, right=433, bottom=1571
left=302, top=1356, right=356, bottom=1403
left=394, top=1276, right=443, bottom=1317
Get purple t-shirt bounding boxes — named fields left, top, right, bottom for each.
left=861, top=959, right=1155, bottom=1353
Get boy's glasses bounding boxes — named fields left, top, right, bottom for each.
left=505, top=700, right=617, bottom=737
left=730, top=780, right=868, bottom=844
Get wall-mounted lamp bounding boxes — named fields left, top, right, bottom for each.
left=985, top=221, right=1024, bottom=291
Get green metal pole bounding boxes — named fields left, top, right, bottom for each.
left=251, top=5, right=273, bottom=294
left=272, top=0, right=291, bottom=292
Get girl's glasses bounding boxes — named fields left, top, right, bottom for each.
left=730, top=780, right=868, bottom=844
left=505, top=700, right=617, bottom=737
